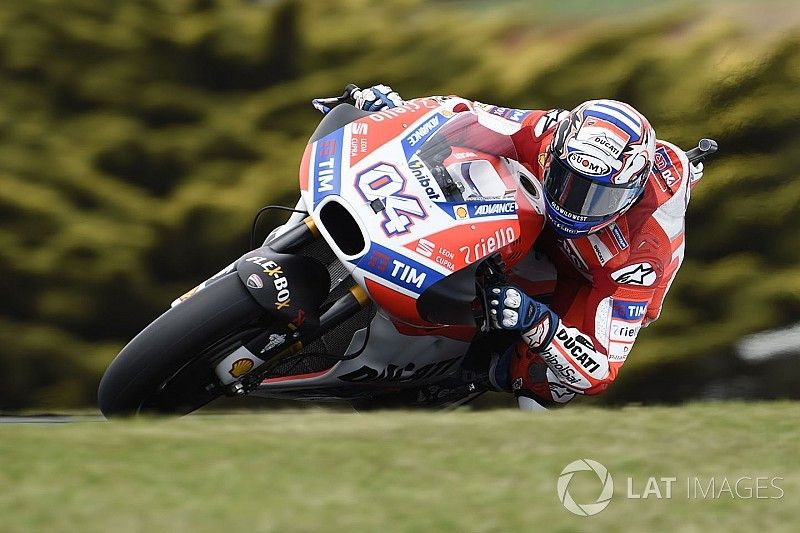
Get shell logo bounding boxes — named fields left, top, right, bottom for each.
left=229, top=358, right=255, bottom=378
left=454, top=205, right=469, bottom=220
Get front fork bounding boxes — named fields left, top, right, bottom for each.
left=217, top=216, right=372, bottom=395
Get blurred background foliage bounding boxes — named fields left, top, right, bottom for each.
left=0, top=0, right=798, bottom=410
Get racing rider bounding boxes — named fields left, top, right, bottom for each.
left=345, top=85, right=702, bottom=410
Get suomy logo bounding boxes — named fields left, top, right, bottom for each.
left=567, top=152, right=611, bottom=176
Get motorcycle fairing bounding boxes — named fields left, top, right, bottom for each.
left=299, top=98, right=545, bottom=327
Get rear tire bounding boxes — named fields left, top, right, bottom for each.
left=98, top=274, right=265, bottom=417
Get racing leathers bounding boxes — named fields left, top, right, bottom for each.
left=435, top=100, right=695, bottom=407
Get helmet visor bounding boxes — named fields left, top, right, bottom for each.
left=544, top=156, right=641, bottom=219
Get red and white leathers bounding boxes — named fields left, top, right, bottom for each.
left=428, top=99, right=696, bottom=406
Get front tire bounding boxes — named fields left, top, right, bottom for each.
left=98, top=274, right=265, bottom=417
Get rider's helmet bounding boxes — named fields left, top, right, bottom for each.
left=543, top=99, right=656, bottom=238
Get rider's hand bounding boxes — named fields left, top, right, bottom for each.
left=488, top=285, right=542, bottom=330
left=487, top=285, right=557, bottom=348
left=354, top=84, right=404, bottom=112
left=689, top=161, right=704, bottom=184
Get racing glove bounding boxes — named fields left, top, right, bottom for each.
left=689, top=161, right=704, bottom=185
left=354, top=84, right=404, bottom=112
left=488, top=285, right=557, bottom=333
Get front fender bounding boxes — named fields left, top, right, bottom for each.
left=236, top=247, right=330, bottom=334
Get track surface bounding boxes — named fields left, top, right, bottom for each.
left=0, top=415, right=104, bottom=424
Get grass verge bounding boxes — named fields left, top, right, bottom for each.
left=1, top=402, right=797, bottom=532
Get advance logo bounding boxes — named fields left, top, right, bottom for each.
left=401, top=113, right=447, bottom=159
left=444, top=201, right=517, bottom=220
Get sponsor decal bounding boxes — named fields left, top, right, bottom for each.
left=567, top=151, right=612, bottom=176
left=453, top=151, right=478, bottom=160
left=611, top=299, right=649, bottom=321
left=653, top=144, right=684, bottom=191
left=591, top=132, right=624, bottom=157
left=611, top=322, right=640, bottom=342
left=473, top=201, right=516, bottom=216
left=607, top=348, right=629, bottom=363
left=554, top=327, right=602, bottom=375
left=459, top=226, right=516, bottom=265
left=260, top=333, right=287, bottom=354
left=540, top=346, right=590, bottom=388
left=611, top=263, right=657, bottom=286
left=609, top=223, right=629, bottom=251
left=229, top=358, right=255, bottom=378
left=360, top=242, right=444, bottom=293
left=654, top=146, right=672, bottom=171
left=313, top=128, right=343, bottom=204
left=246, top=273, right=263, bottom=289
left=415, top=238, right=435, bottom=258
left=401, top=113, right=447, bottom=158
left=588, top=234, right=612, bottom=266
left=356, top=162, right=426, bottom=236
left=408, top=238, right=456, bottom=271
left=408, top=156, right=443, bottom=200
left=592, top=244, right=607, bottom=265
left=446, top=201, right=517, bottom=220
left=534, top=109, right=567, bottom=137
left=478, top=105, right=533, bottom=124
left=367, top=250, right=391, bottom=272
left=366, top=99, right=439, bottom=122
left=608, top=298, right=647, bottom=361
left=245, top=257, right=292, bottom=309
left=390, top=259, right=427, bottom=289
left=549, top=381, right=576, bottom=403
left=338, top=356, right=461, bottom=383
left=550, top=199, right=590, bottom=221
left=523, top=315, right=552, bottom=350
left=349, top=121, right=369, bottom=164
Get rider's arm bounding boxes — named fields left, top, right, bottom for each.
left=538, top=268, right=666, bottom=395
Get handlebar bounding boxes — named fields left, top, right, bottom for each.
left=685, top=138, right=718, bottom=165
left=311, top=84, right=362, bottom=114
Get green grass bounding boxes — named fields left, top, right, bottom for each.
left=1, top=403, right=797, bottom=532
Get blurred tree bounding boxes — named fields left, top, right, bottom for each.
left=0, top=0, right=798, bottom=409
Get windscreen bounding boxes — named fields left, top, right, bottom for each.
left=414, top=112, right=519, bottom=202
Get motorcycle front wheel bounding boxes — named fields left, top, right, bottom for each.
left=98, top=273, right=267, bottom=417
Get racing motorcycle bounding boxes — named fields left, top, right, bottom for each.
left=98, top=86, right=718, bottom=416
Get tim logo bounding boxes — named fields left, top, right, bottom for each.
left=612, top=299, right=648, bottom=321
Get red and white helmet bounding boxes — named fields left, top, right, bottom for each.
left=544, top=99, right=656, bottom=238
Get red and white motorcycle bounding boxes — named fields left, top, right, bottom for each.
left=98, top=86, right=717, bottom=416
